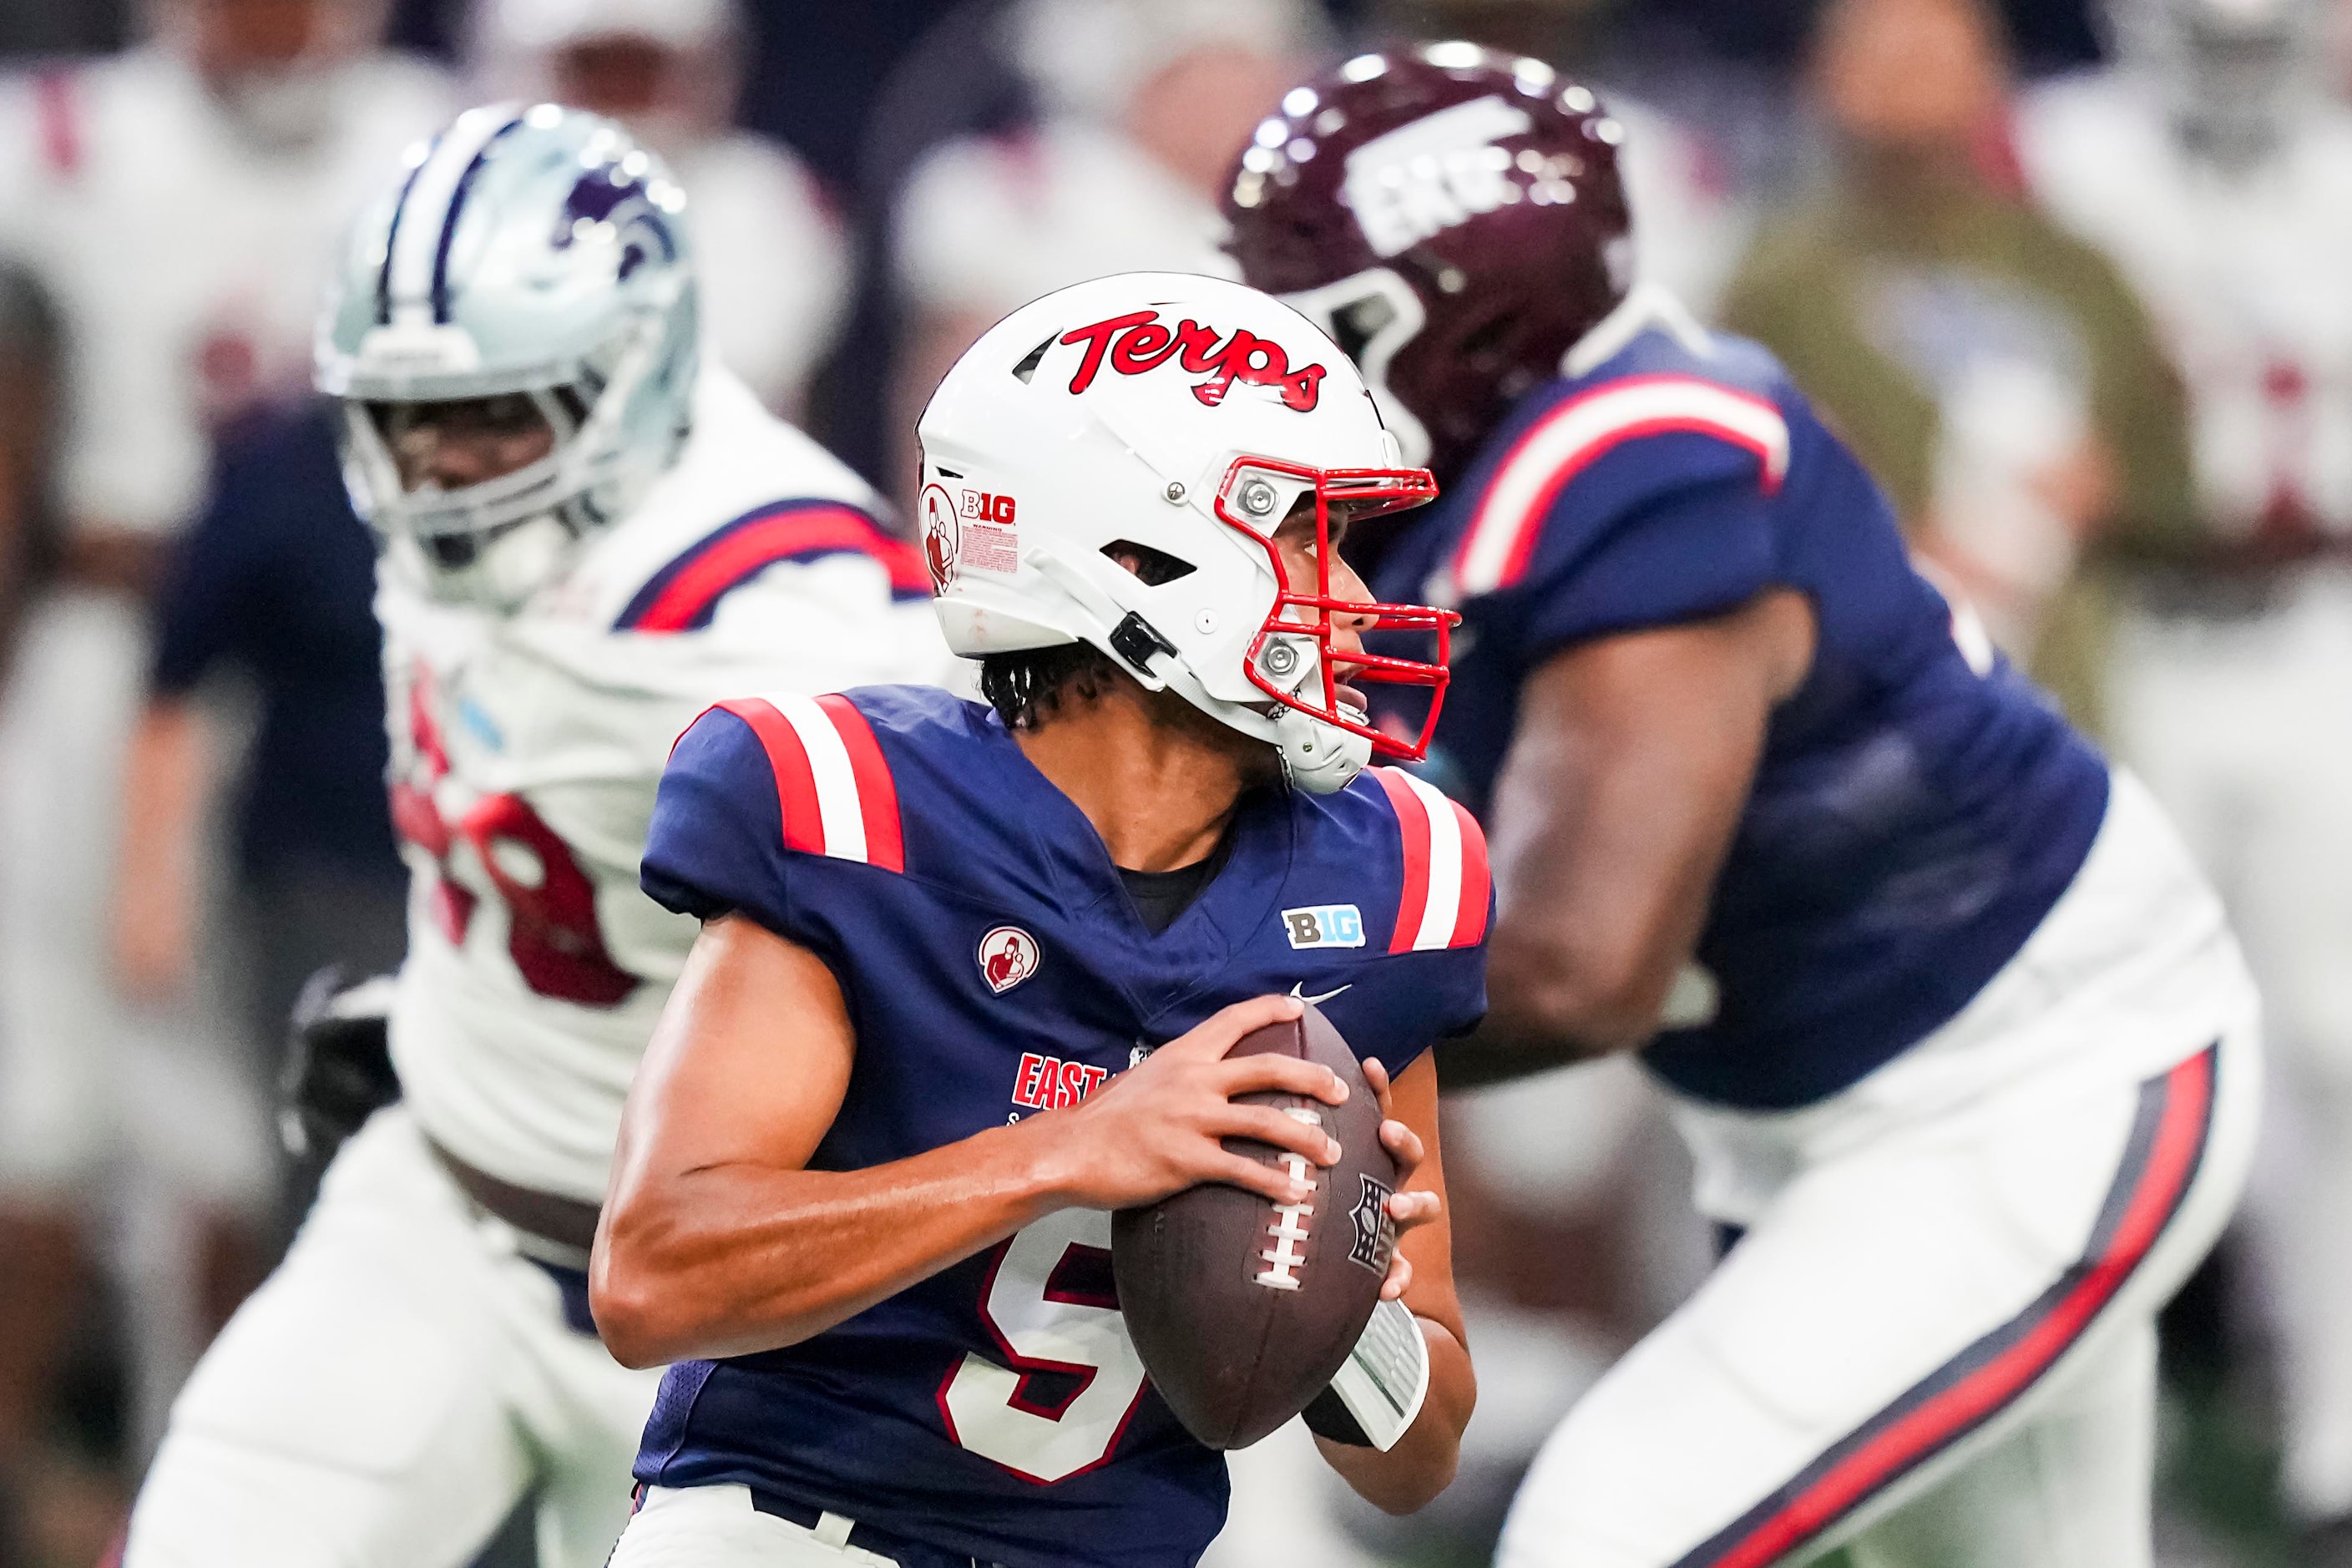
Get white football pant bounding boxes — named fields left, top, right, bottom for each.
left=615, top=1485, right=933, bottom=1567
left=2106, top=569, right=2352, bottom=1520
left=1497, top=772, right=2261, bottom=1567
left=122, top=1107, right=660, bottom=1568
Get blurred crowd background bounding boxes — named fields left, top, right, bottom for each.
left=0, top=0, right=2346, bottom=1564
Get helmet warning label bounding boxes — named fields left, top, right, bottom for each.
left=957, top=489, right=1019, bottom=574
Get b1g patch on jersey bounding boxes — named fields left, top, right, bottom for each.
left=978, top=925, right=1040, bottom=994
left=1283, top=904, right=1365, bottom=949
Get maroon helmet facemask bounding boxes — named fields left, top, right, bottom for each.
left=1222, top=44, right=1635, bottom=483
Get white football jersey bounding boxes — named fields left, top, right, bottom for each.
left=0, top=48, right=453, bottom=534
left=894, top=118, right=1229, bottom=321
left=669, top=132, right=850, bottom=412
left=2016, top=73, right=2352, bottom=535
left=380, top=368, right=950, bottom=1203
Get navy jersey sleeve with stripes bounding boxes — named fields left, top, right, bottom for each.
left=641, top=701, right=803, bottom=938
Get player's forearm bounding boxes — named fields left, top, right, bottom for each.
left=1434, top=923, right=1677, bottom=1087
left=592, top=1120, right=1070, bottom=1367
left=112, top=700, right=213, bottom=997
left=1314, top=1318, right=1474, bottom=1514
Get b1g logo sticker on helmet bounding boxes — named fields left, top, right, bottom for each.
left=1343, top=96, right=1536, bottom=257
left=978, top=925, right=1041, bottom=994
left=1057, top=309, right=1327, bottom=412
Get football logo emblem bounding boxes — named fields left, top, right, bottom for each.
left=919, top=483, right=960, bottom=592
left=978, top=925, right=1040, bottom=994
left=1348, top=1175, right=1397, bottom=1275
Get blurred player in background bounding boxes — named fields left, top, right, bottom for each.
left=121, top=104, right=945, bottom=1568
left=111, top=398, right=410, bottom=1212
left=596, top=270, right=1481, bottom=1568
left=0, top=0, right=450, bottom=1521
left=2014, top=0, right=2352, bottom=1551
left=0, top=256, right=60, bottom=1563
left=1371, top=0, right=1754, bottom=319
left=1231, top=43, right=2260, bottom=1566
left=886, top=0, right=1318, bottom=503
left=0, top=260, right=56, bottom=694
left=1722, top=0, right=2198, bottom=727
left=472, top=0, right=852, bottom=417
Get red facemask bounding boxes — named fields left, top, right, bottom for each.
left=1211, top=455, right=1457, bottom=763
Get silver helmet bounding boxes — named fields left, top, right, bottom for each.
left=2103, top=0, right=2323, bottom=164
left=316, top=102, right=698, bottom=607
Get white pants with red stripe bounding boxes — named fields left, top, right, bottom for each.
left=1496, top=771, right=2262, bottom=1568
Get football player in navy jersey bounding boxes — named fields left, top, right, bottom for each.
left=591, top=272, right=1490, bottom=1568
left=1227, top=43, right=2263, bottom=1568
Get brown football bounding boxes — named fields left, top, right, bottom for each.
left=1112, top=1004, right=1399, bottom=1449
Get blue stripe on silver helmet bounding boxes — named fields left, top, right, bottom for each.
left=430, top=114, right=527, bottom=323
left=317, top=103, right=699, bottom=609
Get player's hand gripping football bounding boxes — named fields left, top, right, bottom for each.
left=1039, top=994, right=1438, bottom=1302
left=1359, top=1053, right=1439, bottom=1302
left=1043, top=994, right=1348, bottom=1212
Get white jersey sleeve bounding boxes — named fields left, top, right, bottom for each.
left=382, top=369, right=951, bottom=1203
left=893, top=119, right=1230, bottom=321
left=2016, top=72, right=2352, bottom=533
left=0, top=49, right=453, bottom=534
left=672, top=134, right=851, bottom=412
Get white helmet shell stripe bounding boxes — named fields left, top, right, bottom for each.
left=380, top=105, right=528, bottom=328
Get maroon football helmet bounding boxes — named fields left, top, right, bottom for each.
left=1222, top=43, right=1633, bottom=482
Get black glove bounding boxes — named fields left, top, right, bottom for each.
left=280, top=965, right=401, bottom=1161
left=1301, top=1384, right=1375, bottom=1448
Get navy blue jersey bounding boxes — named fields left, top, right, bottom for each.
left=1372, top=298, right=2110, bottom=1111
left=149, top=398, right=399, bottom=883
left=633, top=685, right=1489, bottom=1568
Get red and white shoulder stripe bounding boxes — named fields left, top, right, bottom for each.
left=1453, top=374, right=1791, bottom=598
left=708, top=693, right=905, bottom=873
left=1370, top=768, right=1490, bottom=953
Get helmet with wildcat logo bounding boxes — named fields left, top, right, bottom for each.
left=316, top=102, right=698, bottom=609
left=1222, top=43, right=1633, bottom=482
left=916, top=270, right=1454, bottom=795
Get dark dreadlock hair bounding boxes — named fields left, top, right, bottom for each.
left=980, top=539, right=1196, bottom=731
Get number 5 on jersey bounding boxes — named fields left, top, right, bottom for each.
left=939, top=1210, right=1150, bottom=1484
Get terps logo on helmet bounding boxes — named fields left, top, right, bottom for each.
left=1058, top=310, right=1326, bottom=412
left=978, top=925, right=1040, bottom=994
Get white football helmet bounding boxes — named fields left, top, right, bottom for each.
left=917, top=271, right=1454, bottom=794
left=316, top=103, right=698, bottom=609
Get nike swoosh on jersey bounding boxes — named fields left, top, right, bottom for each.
left=1289, top=981, right=1354, bottom=1006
